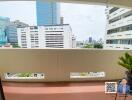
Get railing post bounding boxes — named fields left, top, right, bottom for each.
left=0, top=76, right=5, bottom=100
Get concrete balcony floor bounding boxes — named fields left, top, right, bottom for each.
left=2, top=81, right=132, bottom=100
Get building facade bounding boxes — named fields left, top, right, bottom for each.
left=12, top=20, right=29, bottom=28
left=76, top=41, right=85, bottom=48
left=6, top=20, right=29, bottom=45
left=36, top=1, right=60, bottom=25
left=6, top=23, right=17, bottom=44
left=72, top=35, right=76, bottom=48
left=0, top=17, right=10, bottom=46
left=88, top=37, right=92, bottom=43
left=17, top=24, right=75, bottom=48
left=104, top=7, right=132, bottom=49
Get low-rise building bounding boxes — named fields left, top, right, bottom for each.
left=17, top=24, right=75, bottom=48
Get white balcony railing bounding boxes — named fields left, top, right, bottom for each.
left=104, top=44, right=132, bottom=49
left=106, top=30, right=132, bottom=40
left=108, top=15, right=132, bottom=30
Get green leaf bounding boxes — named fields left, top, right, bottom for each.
left=118, top=52, right=132, bottom=71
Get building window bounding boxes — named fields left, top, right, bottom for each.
left=107, top=24, right=132, bottom=34
left=106, top=39, right=132, bottom=45
left=109, top=7, right=119, bottom=14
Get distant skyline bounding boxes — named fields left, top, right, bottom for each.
left=0, top=1, right=106, bottom=41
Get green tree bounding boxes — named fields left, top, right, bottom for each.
left=93, top=43, right=103, bottom=49
left=12, top=44, right=21, bottom=48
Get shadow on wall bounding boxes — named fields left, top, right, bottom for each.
left=0, top=78, right=5, bottom=100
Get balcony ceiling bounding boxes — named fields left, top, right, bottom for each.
left=1, top=0, right=132, bottom=8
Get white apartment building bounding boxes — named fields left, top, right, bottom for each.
left=104, top=7, right=132, bottom=49
left=17, top=24, right=76, bottom=48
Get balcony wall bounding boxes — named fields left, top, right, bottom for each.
left=0, top=49, right=131, bottom=82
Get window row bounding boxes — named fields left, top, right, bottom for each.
left=109, top=10, right=132, bottom=24
left=109, top=7, right=119, bottom=14
left=106, top=39, right=132, bottom=45
left=107, top=24, right=132, bottom=34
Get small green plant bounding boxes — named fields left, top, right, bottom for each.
left=17, top=73, right=32, bottom=77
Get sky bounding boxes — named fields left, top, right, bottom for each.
left=0, top=1, right=106, bottom=41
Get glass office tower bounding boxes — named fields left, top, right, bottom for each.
left=0, top=17, right=9, bottom=46
left=36, top=0, right=60, bottom=25
left=6, top=24, right=18, bottom=44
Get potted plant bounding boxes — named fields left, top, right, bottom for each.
left=118, top=52, right=132, bottom=90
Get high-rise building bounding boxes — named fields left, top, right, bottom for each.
left=6, top=20, right=29, bottom=44
left=104, top=7, right=132, bottom=49
left=17, top=24, right=75, bottom=48
left=88, top=37, right=92, bottom=43
left=36, top=1, right=60, bottom=25
left=0, top=17, right=10, bottom=46
left=60, top=17, right=64, bottom=25
left=6, top=23, right=17, bottom=44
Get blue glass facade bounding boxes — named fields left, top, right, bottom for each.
left=36, top=1, right=60, bottom=25
left=6, top=24, right=18, bottom=43
left=0, top=17, right=9, bottom=46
